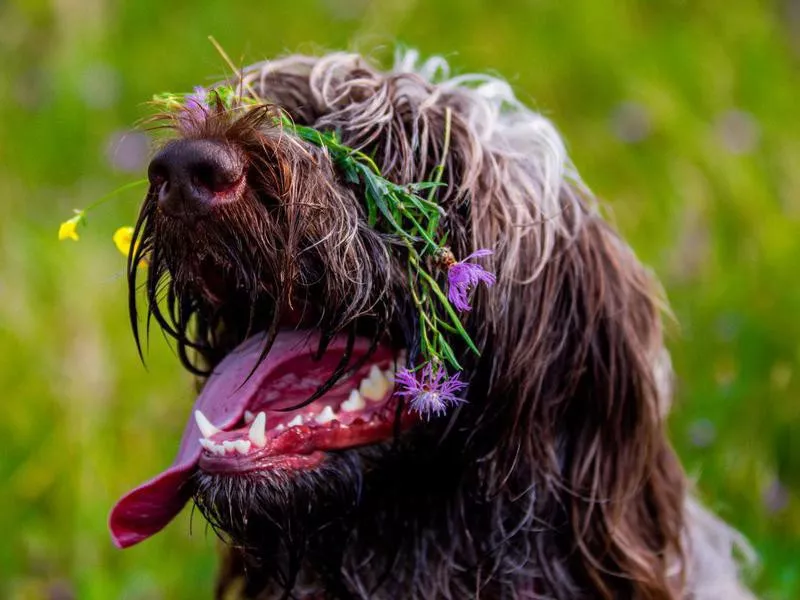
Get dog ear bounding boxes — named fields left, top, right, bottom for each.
left=470, top=196, right=687, bottom=597
left=557, top=216, right=686, bottom=598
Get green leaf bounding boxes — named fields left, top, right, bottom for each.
left=437, top=335, right=463, bottom=371
left=427, top=212, right=440, bottom=238
left=366, top=195, right=378, bottom=227
left=365, top=176, right=414, bottom=239
left=399, top=190, right=437, bottom=217
left=434, top=317, right=459, bottom=335
left=336, top=157, right=361, bottom=185
left=406, top=181, right=446, bottom=193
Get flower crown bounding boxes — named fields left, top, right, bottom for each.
left=59, top=82, right=495, bottom=419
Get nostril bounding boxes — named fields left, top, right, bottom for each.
left=190, top=161, right=215, bottom=191
left=147, top=160, right=170, bottom=190
left=188, top=147, right=245, bottom=195
left=188, top=160, right=238, bottom=194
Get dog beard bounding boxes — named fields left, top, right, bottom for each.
left=193, top=432, right=485, bottom=598
left=193, top=448, right=369, bottom=594
left=193, top=449, right=369, bottom=556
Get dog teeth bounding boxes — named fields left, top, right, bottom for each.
left=253, top=359, right=403, bottom=431
left=221, top=440, right=251, bottom=455
left=199, top=438, right=226, bottom=456
left=199, top=436, right=251, bottom=457
left=359, top=365, right=390, bottom=401
left=195, top=410, right=220, bottom=439
left=315, top=406, right=336, bottom=424
left=341, top=389, right=365, bottom=412
left=232, top=440, right=251, bottom=454
left=248, top=411, right=267, bottom=447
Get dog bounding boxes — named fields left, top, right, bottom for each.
left=109, top=51, right=754, bottom=599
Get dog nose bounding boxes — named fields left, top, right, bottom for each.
left=148, top=139, right=244, bottom=219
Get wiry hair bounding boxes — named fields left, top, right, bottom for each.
left=130, top=51, right=755, bottom=598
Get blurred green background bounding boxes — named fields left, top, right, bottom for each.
left=1, top=0, right=798, bottom=598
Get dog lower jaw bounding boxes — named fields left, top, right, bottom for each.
left=191, top=447, right=373, bottom=563
left=191, top=440, right=502, bottom=600
left=197, top=401, right=417, bottom=474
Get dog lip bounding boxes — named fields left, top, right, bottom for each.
left=196, top=397, right=417, bottom=474
left=108, top=330, right=379, bottom=549
left=203, top=451, right=328, bottom=473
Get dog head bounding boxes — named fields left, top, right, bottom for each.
left=110, top=53, right=686, bottom=598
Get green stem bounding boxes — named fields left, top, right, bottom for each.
left=435, top=319, right=460, bottom=335
left=417, top=268, right=480, bottom=355
left=350, top=149, right=381, bottom=176
left=399, top=207, right=438, bottom=250
left=83, top=179, right=148, bottom=213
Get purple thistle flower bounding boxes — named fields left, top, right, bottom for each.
left=181, top=86, right=209, bottom=128
left=447, top=249, right=496, bottom=312
left=186, top=86, right=208, bottom=110
left=394, top=362, right=467, bottom=419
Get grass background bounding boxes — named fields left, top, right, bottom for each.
left=1, top=0, right=798, bottom=597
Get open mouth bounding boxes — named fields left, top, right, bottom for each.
left=109, top=330, right=411, bottom=549
left=196, top=346, right=409, bottom=473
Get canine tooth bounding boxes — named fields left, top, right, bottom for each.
left=244, top=410, right=255, bottom=424
left=316, top=405, right=336, bottom=424
left=359, top=380, right=387, bottom=402
left=199, top=438, right=215, bottom=452
left=341, top=389, right=366, bottom=412
left=195, top=410, right=220, bottom=438
left=287, top=415, right=304, bottom=428
left=233, top=440, right=251, bottom=454
left=248, top=412, right=267, bottom=447
left=368, top=364, right=383, bottom=382
left=360, top=366, right=389, bottom=401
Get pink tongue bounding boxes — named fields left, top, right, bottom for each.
left=108, top=330, right=322, bottom=548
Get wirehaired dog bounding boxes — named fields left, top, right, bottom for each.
left=110, top=51, right=754, bottom=599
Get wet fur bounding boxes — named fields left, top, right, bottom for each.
left=130, top=51, right=754, bottom=598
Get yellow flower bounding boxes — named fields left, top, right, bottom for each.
left=113, top=226, right=136, bottom=257
left=58, top=214, right=83, bottom=241
left=113, top=226, right=148, bottom=267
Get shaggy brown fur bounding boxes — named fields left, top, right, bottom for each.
left=128, top=52, right=752, bottom=599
